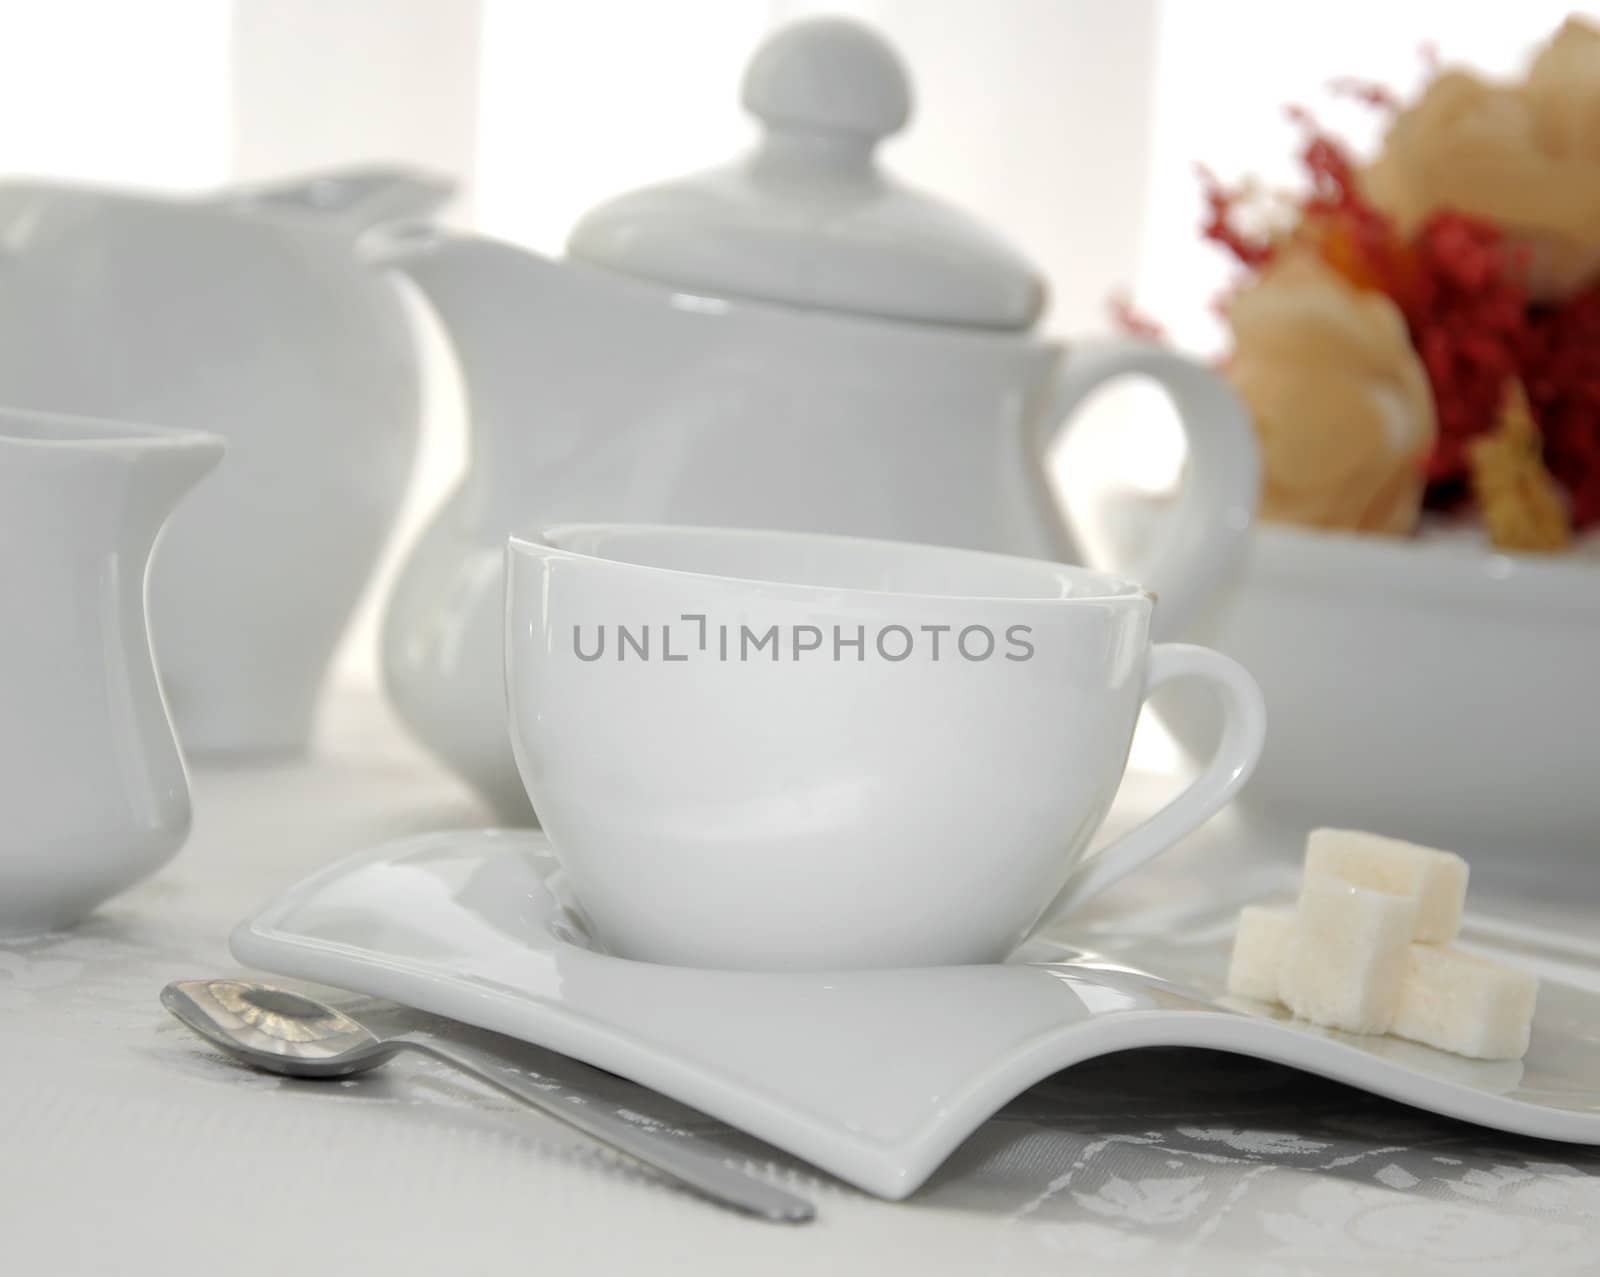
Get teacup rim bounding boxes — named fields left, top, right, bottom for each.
left=508, top=522, right=1156, bottom=608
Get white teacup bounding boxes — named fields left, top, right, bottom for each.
left=506, top=525, right=1265, bottom=970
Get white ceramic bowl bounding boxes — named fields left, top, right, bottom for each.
left=1153, top=517, right=1600, bottom=856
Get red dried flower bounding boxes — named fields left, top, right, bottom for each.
left=1286, top=108, right=1426, bottom=308
left=1108, top=291, right=1167, bottom=342
left=1404, top=213, right=1529, bottom=497
left=1197, top=164, right=1277, bottom=270
left=1327, top=77, right=1402, bottom=113
left=1523, top=287, right=1600, bottom=528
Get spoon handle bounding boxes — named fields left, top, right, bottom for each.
left=394, top=1039, right=815, bottom=1223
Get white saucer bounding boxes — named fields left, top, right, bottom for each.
left=231, top=829, right=1600, bottom=1199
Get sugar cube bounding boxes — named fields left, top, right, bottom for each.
left=1392, top=944, right=1539, bottom=1060
left=1227, top=904, right=1294, bottom=1003
left=1281, top=876, right=1416, bottom=1034
left=1305, top=828, right=1469, bottom=943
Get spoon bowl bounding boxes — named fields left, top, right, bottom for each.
left=161, top=979, right=399, bottom=1077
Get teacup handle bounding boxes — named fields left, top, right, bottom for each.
left=1040, top=643, right=1266, bottom=923
left=1044, top=340, right=1258, bottom=641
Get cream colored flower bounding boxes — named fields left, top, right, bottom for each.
left=1364, top=18, right=1600, bottom=300
left=1523, top=17, right=1600, bottom=164
left=1468, top=381, right=1571, bottom=553
left=1225, top=250, right=1436, bottom=534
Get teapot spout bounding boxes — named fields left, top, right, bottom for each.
left=364, top=228, right=584, bottom=446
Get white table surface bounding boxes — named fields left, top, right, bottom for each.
left=5, top=689, right=1599, bottom=1277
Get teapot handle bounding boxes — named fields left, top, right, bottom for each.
left=225, top=165, right=455, bottom=233
left=1042, top=339, right=1257, bottom=640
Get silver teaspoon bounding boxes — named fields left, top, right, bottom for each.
left=161, top=979, right=814, bottom=1223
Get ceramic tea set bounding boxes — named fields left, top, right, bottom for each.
left=0, top=18, right=1263, bottom=943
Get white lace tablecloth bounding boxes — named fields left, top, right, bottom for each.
left=4, top=690, right=1598, bottom=1276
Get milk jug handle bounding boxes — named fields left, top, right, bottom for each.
left=1042, top=340, right=1258, bottom=639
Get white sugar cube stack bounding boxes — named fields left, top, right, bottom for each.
left=1226, top=828, right=1538, bottom=1060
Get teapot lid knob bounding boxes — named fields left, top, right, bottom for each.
left=567, top=16, right=1044, bottom=331
left=740, top=17, right=910, bottom=144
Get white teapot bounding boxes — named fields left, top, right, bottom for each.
left=380, top=18, right=1257, bottom=818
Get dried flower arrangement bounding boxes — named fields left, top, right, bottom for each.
left=1146, top=17, right=1600, bottom=552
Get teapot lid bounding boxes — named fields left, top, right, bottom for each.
left=565, top=18, right=1046, bottom=330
